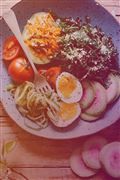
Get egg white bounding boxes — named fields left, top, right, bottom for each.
left=56, top=72, right=83, bottom=103
left=47, top=102, right=81, bottom=127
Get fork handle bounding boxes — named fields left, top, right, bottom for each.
left=3, top=9, right=38, bottom=74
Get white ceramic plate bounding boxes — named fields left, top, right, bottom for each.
left=0, top=0, right=120, bottom=139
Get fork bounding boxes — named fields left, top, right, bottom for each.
left=2, top=9, right=59, bottom=113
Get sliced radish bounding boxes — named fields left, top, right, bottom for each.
left=100, top=141, right=120, bottom=178
left=114, top=75, right=120, bottom=99
left=80, top=81, right=95, bottom=110
left=70, top=148, right=97, bottom=178
left=82, top=136, right=107, bottom=170
left=88, top=172, right=108, bottom=180
left=85, top=82, right=107, bottom=116
left=118, top=75, right=120, bottom=95
left=106, top=74, right=118, bottom=104
left=80, top=112, right=99, bottom=121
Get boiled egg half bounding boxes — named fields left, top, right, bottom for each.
left=56, top=72, right=83, bottom=103
left=48, top=101, right=81, bottom=127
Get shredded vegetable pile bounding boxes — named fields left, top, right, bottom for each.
left=8, top=81, right=60, bottom=129
left=24, top=13, right=61, bottom=59
left=53, top=16, right=119, bottom=83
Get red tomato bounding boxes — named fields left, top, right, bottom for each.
left=8, top=57, right=34, bottom=83
left=3, top=36, right=21, bottom=61
left=46, top=66, right=61, bottom=87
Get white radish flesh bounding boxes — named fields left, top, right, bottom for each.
left=114, top=75, right=120, bottom=99
left=80, top=81, right=95, bottom=110
left=85, top=82, right=107, bottom=116
left=106, top=74, right=118, bottom=104
left=100, top=141, right=120, bottom=178
left=118, top=76, right=120, bottom=95
left=70, top=148, right=97, bottom=178
left=82, top=136, right=108, bottom=170
left=80, top=112, right=99, bottom=121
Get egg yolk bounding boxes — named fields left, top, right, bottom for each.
left=59, top=102, right=78, bottom=121
left=58, top=75, right=76, bottom=98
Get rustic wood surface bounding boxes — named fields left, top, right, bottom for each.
left=0, top=0, right=120, bottom=179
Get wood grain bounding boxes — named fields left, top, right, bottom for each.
left=0, top=0, right=120, bottom=179
left=1, top=117, right=120, bottom=167
left=8, top=168, right=111, bottom=180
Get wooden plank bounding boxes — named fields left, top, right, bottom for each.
left=4, top=168, right=79, bottom=180
left=1, top=0, right=119, bottom=6
left=99, top=6, right=120, bottom=18
left=1, top=116, right=120, bottom=139
left=106, top=6, right=120, bottom=15
left=1, top=0, right=119, bottom=7
left=0, top=102, right=8, bottom=117
left=0, top=123, right=84, bottom=167
left=0, top=0, right=120, bottom=16
left=0, top=0, right=119, bottom=11
left=116, top=16, right=120, bottom=23
left=96, top=0, right=119, bottom=6
left=0, top=118, right=119, bottom=167
left=0, top=140, right=80, bottom=167
left=7, top=167, right=110, bottom=180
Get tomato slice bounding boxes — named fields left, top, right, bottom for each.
left=46, top=66, right=61, bottom=88
left=3, top=36, right=21, bottom=61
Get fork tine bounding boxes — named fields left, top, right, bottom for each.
left=42, top=86, right=48, bottom=92
left=48, top=106, right=58, bottom=116
left=45, top=84, right=53, bottom=91
left=47, top=107, right=58, bottom=122
left=48, top=105, right=56, bottom=115
left=39, top=87, right=45, bottom=94
left=47, top=107, right=54, bottom=118
left=52, top=107, right=58, bottom=116
left=38, top=85, right=51, bottom=94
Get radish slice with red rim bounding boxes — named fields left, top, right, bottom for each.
left=70, top=148, right=97, bottom=178
left=100, top=141, right=120, bottom=178
left=82, top=136, right=108, bottom=170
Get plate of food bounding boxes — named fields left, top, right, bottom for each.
left=0, top=0, right=120, bottom=139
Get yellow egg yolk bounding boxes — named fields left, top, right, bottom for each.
left=58, top=76, right=76, bottom=98
left=59, top=102, right=78, bottom=121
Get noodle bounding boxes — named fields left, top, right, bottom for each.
left=11, top=81, right=60, bottom=129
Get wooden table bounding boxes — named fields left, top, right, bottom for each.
left=0, top=0, right=120, bottom=179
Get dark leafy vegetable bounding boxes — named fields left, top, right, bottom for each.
left=53, top=15, right=119, bottom=84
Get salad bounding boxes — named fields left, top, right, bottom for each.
left=3, top=12, right=120, bottom=130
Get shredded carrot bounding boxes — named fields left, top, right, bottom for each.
left=25, top=13, right=61, bottom=59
